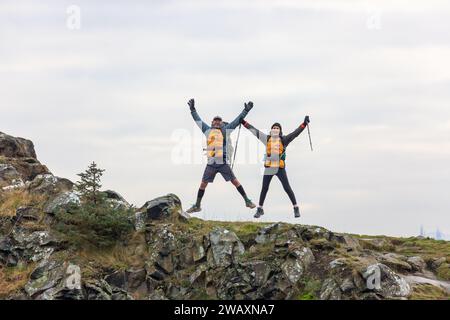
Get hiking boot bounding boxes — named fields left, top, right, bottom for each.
left=254, top=207, right=264, bottom=219
left=294, top=206, right=301, bottom=218
left=186, top=204, right=202, bottom=214
left=245, top=199, right=256, bottom=209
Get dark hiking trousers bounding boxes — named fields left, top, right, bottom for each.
left=259, top=168, right=297, bottom=206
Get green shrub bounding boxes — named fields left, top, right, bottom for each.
left=54, top=162, right=134, bottom=249
left=55, top=202, right=134, bottom=249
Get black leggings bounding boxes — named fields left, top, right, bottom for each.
left=259, top=168, right=297, bottom=206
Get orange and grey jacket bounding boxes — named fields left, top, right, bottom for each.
left=191, top=108, right=250, bottom=165
left=242, top=121, right=307, bottom=168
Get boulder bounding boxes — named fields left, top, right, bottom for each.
left=136, top=194, right=182, bottom=224
left=126, top=268, right=147, bottom=291
left=361, top=263, right=411, bottom=298
left=207, top=228, right=245, bottom=267
left=240, top=260, right=271, bottom=287
left=334, top=234, right=362, bottom=251
left=406, top=256, right=427, bottom=272
left=0, top=131, right=37, bottom=158
left=44, top=191, right=80, bottom=214
left=379, top=253, right=412, bottom=272
left=103, top=190, right=131, bottom=210
left=25, top=260, right=83, bottom=300
left=104, top=270, right=127, bottom=289
left=27, top=174, right=73, bottom=196
left=255, top=223, right=281, bottom=244
left=104, top=268, right=146, bottom=296
left=0, top=230, right=59, bottom=266
left=281, top=246, right=315, bottom=284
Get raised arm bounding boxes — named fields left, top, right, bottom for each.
left=241, top=120, right=268, bottom=144
left=224, top=101, right=254, bottom=131
left=188, top=99, right=210, bottom=133
left=283, top=116, right=310, bottom=146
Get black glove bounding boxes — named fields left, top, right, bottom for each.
left=244, top=101, right=253, bottom=112
left=188, top=98, right=195, bottom=112
left=304, top=115, right=310, bottom=124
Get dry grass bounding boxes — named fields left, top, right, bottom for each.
left=0, top=189, right=45, bottom=218
left=74, top=231, right=149, bottom=277
left=409, top=283, right=449, bottom=300
left=0, top=264, right=35, bottom=298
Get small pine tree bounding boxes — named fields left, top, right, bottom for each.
left=75, top=161, right=105, bottom=205
left=55, top=161, right=133, bottom=248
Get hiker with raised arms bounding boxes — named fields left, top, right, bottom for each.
left=241, top=116, right=310, bottom=218
left=186, top=98, right=256, bottom=214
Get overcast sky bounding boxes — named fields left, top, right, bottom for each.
left=1, top=0, right=449, bottom=238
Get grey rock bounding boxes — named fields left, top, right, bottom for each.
left=407, top=256, right=426, bottom=272
left=320, top=278, right=342, bottom=300
left=126, top=267, right=147, bottom=290
left=207, top=228, right=245, bottom=267
left=189, top=264, right=207, bottom=285
left=138, top=194, right=182, bottom=221
left=241, top=260, right=271, bottom=287
left=255, top=223, right=280, bottom=244
left=25, top=260, right=83, bottom=300
left=0, top=131, right=36, bottom=158
left=361, top=263, right=411, bottom=298
left=0, top=230, right=58, bottom=266
left=430, top=257, right=446, bottom=270
left=379, top=253, right=412, bottom=272
left=27, top=173, right=73, bottom=196
left=103, top=190, right=131, bottom=210
left=44, top=191, right=80, bottom=214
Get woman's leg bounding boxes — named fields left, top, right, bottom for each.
left=258, top=174, right=274, bottom=207
left=277, top=169, right=297, bottom=206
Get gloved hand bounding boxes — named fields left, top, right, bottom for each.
left=304, top=115, right=310, bottom=124
left=244, top=101, right=253, bottom=112
left=188, top=98, right=195, bottom=112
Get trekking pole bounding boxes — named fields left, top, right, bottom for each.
left=231, top=123, right=242, bottom=170
left=307, top=123, right=313, bottom=151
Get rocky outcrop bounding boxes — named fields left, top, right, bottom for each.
left=0, top=132, right=50, bottom=185
left=135, top=194, right=184, bottom=229
left=0, top=132, right=37, bottom=158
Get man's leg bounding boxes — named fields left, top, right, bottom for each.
left=230, top=178, right=255, bottom=208
left=187, top=166, right=215, bottom=213
left=219, top=164, right=255, bottom=208
left=195, top=181, right=208, bottom=206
